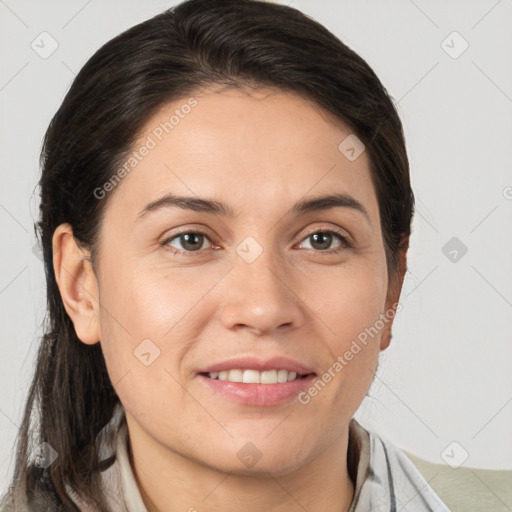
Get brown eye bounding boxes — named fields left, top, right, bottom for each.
left=163, top=231, right=212, bottom=254
left=298, top=229, right=351, bottom=252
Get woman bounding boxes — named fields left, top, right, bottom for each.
left=1, top=0, right=451, bottom=510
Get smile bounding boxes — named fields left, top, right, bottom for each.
left=203, top=369, right=307, bottom=384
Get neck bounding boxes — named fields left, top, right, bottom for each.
left=127, top=421, right=356, bottom=512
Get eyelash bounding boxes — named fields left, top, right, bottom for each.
left=160, top=228, right=352, bottom=257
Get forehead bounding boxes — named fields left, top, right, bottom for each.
left=104, top=86, right=378, bottom=225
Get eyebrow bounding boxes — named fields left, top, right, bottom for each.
left=136, top=192, right=371, bottom=225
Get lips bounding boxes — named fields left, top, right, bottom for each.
left=198, top=372, right=317, bottom=406
left=196, top=356, right=317, bottom=406
left=198, top=355, right=316, bottom=376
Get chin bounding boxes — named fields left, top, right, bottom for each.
left=202, top=444, right=312, bottom=478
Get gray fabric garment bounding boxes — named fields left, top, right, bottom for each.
left=67, top=403, right=451, bottom=512
left=347, top=419, right=451, bottom=511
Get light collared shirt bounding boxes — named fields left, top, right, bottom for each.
left=66, top=402, right=451, bottom=512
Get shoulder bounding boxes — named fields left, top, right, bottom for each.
left=0, top=492, right=16, bottom=512
left=403, top=449, right=512, bottom=512
left=348, top=419, right=451, bottom=511
left=0, top=466, right=66, bottom=512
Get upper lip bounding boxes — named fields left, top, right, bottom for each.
left=199, top=356, right=316, bottom=375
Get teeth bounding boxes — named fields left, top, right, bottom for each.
left=277, top=369, right=288, bottom=383
left=228, top=369, right=244, bottom=382
left=243, top=369, right=260, bottom=384
left=261, top=369, right=277, bottom=384
left=209, top=369, right=301, bottom=384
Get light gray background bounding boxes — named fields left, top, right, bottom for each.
left=1, top=0, right=511, bottom=493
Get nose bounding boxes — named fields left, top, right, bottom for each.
left=219, top=245, right=305, bottom=336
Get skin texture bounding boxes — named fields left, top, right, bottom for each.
left=53, top=87, right=407, bottom=512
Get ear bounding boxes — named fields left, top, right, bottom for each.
left=380, top=235, right=409, bottom=351
left=52, top=223, right=100, bottom=345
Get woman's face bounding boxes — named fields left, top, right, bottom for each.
left=82, top=87, right=403, bottom=476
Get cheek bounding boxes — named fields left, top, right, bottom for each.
left=305, top=255, right=388, bottom=337
left=94, top=260, right=169, bottom=397
left=98, top=259, right=199, bottom=339
left=301, top=257, right=387, bottom=400
left=95, top=260, right=211, bottom=389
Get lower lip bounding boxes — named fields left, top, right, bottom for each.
left=197, top=373, right=316, bottom=406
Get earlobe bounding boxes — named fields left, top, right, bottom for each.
left=52, top=223, right=101, bottom=345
